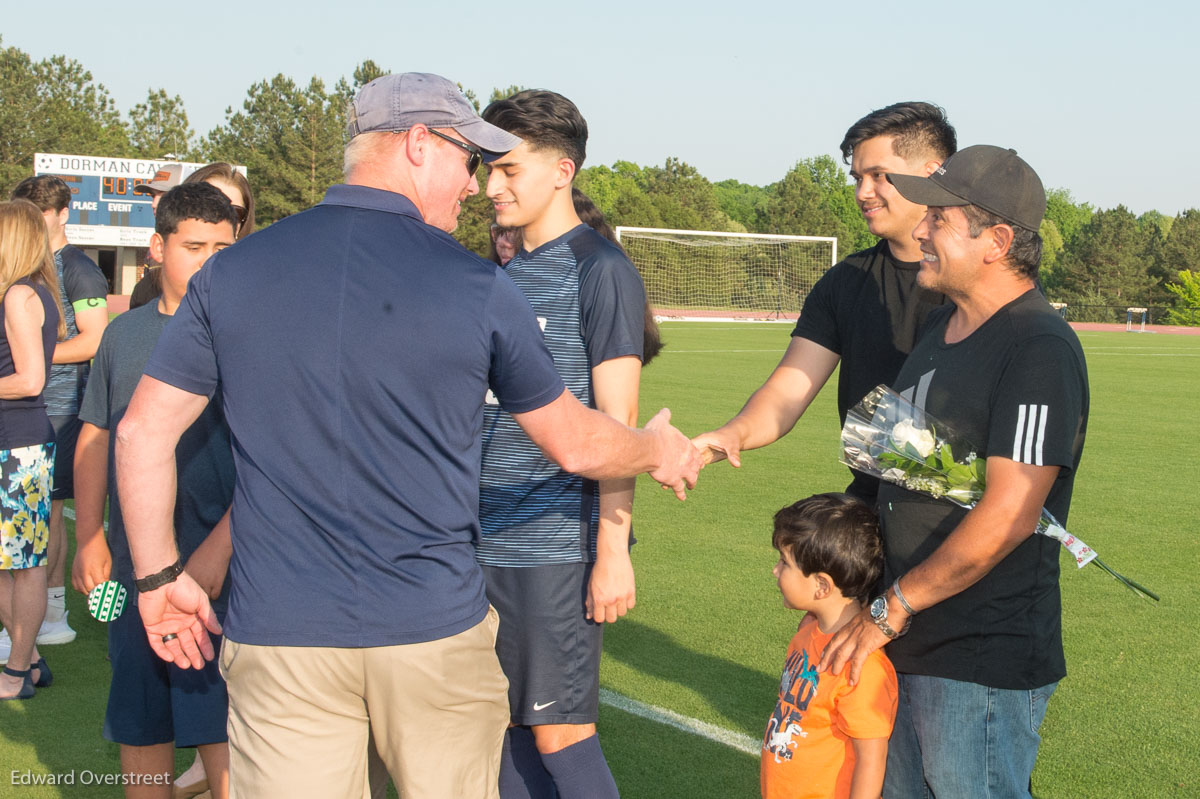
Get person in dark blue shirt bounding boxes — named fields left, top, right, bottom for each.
left=8, top=175, right=109, bottom=650
left=113, top=72, right=701, bottom=799
left=479, top=89, right=648, bottom=799
left=74, top=184, right=237, bottom=794
left=0, top=199, right=64, bottom=700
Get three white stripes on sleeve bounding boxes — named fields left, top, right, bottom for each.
left=1012, top=404, right=1048, bottom=466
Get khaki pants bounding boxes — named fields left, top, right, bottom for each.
left=220, top=607, right=508, bottom=799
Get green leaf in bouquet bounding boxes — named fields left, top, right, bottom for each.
left=877, top=452, right=901, bottom=469
left=946, top=464, right=975, bottom=486
left=969, top=458, right=987, bottom=483
left=939, top=443, right=957, bottom=471
left=880, top=451, right=919, bottom=473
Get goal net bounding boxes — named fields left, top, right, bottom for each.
left=614, top=227, right=837, bottom=320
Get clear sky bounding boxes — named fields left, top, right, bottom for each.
left=7, top=0, right=1193, bottom=215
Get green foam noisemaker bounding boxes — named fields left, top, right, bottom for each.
left=88, top=580, right=127, bottom=622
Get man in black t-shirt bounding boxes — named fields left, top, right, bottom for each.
left=693, top=103, right=955, bottom=503
left=819, top=146, right=1089, bottom=799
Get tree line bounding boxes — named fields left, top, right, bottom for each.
left=2, top=38, right=1196, bottom=324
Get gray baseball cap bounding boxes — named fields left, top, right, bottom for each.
left=132, top=163, right=184, bottom=195
left=887, top=145, right=1046, bottom=232
left=346, top=72, right=521, bottom=160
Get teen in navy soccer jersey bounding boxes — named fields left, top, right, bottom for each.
left=479, top=90, right=649, bottom=799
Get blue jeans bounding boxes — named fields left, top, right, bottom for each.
left=883, top=673, right=1057, bottom=799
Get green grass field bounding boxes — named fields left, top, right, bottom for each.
left=2, top=324, right=1197, bottom=798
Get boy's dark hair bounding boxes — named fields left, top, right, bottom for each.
left=482, top=89, right=588, bottom=171
left=839, top=101, right=957, bottom=166
left=10, top=175, right=71, bottom=213
left=155, top=182, right=237, bottom=239
left=772, top=493, right=883, bottom=604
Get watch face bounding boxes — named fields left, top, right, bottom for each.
left=870, top=596, right=887, bottom=620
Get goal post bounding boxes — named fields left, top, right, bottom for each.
left=614, top=227, right=837, bottom=320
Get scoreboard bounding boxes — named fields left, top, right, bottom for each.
left=33, top=154, right=242, bottom=247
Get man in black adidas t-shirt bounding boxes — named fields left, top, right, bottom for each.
left=693, top=103, right=955, bottom=503
left=819, top=146, right=1089, bottom=799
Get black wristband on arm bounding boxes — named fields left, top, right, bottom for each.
left=135, top=559, right=185, bottom=592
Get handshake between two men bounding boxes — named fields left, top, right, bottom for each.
left=511, top=392, right=707, bottom=502
left=516, top=390, right=743, bottom=502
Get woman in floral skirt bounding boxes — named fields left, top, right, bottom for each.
left=0, top=199, right=65, bottom=700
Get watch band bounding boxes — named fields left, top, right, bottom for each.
left=871, top=595, right=912, bottom=640
left=892, top=578, right=917, bottom=615
left=873, top=613, right=903, bottom=640
left=135, top=559, right=185, bottom=593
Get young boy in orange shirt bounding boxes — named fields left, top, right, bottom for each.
left=762, top=494, right=898, bottom=799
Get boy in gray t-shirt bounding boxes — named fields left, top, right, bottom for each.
left=73, top=183, right=237, bottom=796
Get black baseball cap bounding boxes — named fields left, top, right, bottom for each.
left=887, top=145, right=1046, bottom=232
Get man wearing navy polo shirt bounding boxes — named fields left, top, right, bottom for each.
left=112, top=72, right=701, bottom=799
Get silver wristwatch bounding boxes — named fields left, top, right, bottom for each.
left=869, top=595, right=911, bottom=640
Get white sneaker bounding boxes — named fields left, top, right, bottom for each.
left=0, top=629, right=9, bottom=664
left=36, top=611, right=76, bottom=645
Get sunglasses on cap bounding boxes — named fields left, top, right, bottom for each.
left=428, top=128, right=483, bottom=178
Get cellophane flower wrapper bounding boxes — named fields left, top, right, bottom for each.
left=840, top=385, right=1158, bottom=601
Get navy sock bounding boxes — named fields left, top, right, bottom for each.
left=500, top=726, right=559, bottom=799
left=540, top=734, right=618, bottom=799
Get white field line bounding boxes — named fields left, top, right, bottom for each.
left=668, top=349, right=786, bottom=354
left=1081, top=345, right=1199, bottom=350
left=69, top=499, right=759, bottom=756
left=599, top=688, right=760, bottom=756
left=657, top=321, right=796, bottom=326
left=657, top=314, right=796, bottom=321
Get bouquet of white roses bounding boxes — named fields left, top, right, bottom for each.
left=841, top=385, right=1158, bottom=601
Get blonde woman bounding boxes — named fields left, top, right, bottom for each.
left=0, top=199, right=65, bottom=700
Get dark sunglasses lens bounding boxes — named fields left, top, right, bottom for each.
left=467, top=152, right=482, bottom=177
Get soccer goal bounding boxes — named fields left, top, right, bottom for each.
left=614, top=227, right=837, bottom=320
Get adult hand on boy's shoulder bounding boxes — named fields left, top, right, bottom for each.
left=72, top=536, right=113, bottom=595
left=586, top=549, right=636, bottom=624
left=818, top=608, right=892, bottom=687
left=139, top=573, right=222, bottom=669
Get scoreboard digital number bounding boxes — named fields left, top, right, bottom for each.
left=101, top=176, right=152, bottom=200
left=33, top=153, right=220, bottom=248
